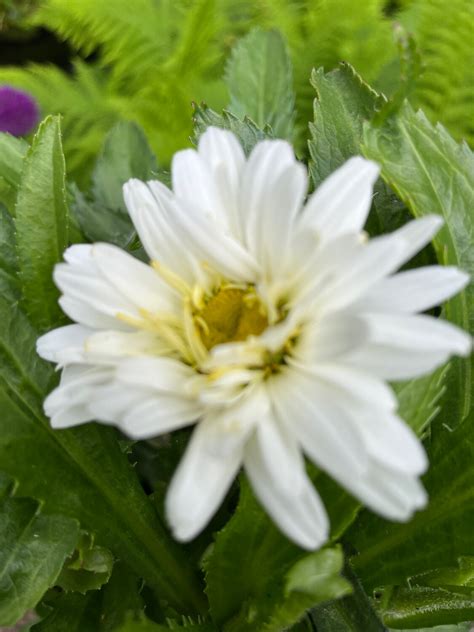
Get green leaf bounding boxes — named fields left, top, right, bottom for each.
left=57, top=531, right=115, bottom=593
left=72, top=121, right=158, bottom=249
left=377, top=585, right=474, bottom=629
left=117, top=615, right=216, bottom=631
left=92, top=121, right=158, bottom=213
left=349, top=418, right=474, bottom=589
left=0, top=486, right=79, bottom=626
left=192, top=104, right=272, bottom=155
left=0, top=205, right=20, bottom=301
left=395, top=363, right=451, bottom=438
left=308, top=64, right=385, bottom=188
left=34, top=562, right=144, bottom=631
left=225, top=28, right=295, bottom=140
left=0, top=132, right=28, bottom=211
left=204, top=479, right=348, bottom=631
left=308, top=565, right=385, bottom=632
left=14, top=115, right=69, bottom=332
left=0, top=296, right=205, bottom=614
left=266, top=547, right=351, bottom=632
left=363, top=102, right=473, bottom=424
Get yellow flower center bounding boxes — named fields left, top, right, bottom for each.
left=195, top=286, right=268, bottom=350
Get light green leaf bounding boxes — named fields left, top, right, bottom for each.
left=91, top=121, right=158, bottom=213
left=349, top=418, right=474, bottom=589
left=204, top=480, right=349, bottom=631
left=0, top=132, right=28, bottom=211
left=308, top=64, right=385, bottom=188
left=378, top=585, right=474, bottom=629
left=0, top=485, right=79, bottom=626
left=225, top=28, right=295, bottom=140
left=0, top=205, right=20, bottom=301
left=363, top=102, right=474, bottom=424
left=192, top=104, right=272, bottom=155
left=57, top=531, right=115, bottom=593
left=0, top=295, right=205, bottom=615
left=266, top=547, right=351, bottom=632
left=14, top=115, right=69, bottom=332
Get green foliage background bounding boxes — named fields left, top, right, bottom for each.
left=0, top=0, right=473, bottom=184
left=0, top=2, right=473, bottom=631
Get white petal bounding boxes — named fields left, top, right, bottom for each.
left=166, top=419, right=244, bottom=541
left=124, top=179, right=196, bottom=282
left=84, top=329, right=170, bottom=360
left=302, top=156, right=380, bottom=241
left=119, top=395, right=201, bottom=439
left=59, top=296, right=131, bottom=331
left=392, top=215, right=443, bottom=266
left=363, top=313, right=472, bottom=355
left=355, top=266, right=470, bottom=313
left=116, top=356, right=196, bottom=393
left=241, top=140, right=307, bottom=278
left=37, top=324, right=91, bottom=364
left=344, top=460, right=427, bottom=521
left=270, top=370, right=368, bottom=481
left=244, top=431, right=329, bottom=550
left=91, top=242, right=175, bottom=313
left=356, top=411, right=427, bottom=475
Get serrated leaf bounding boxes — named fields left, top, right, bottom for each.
left=0, top=295, right=204, bottom=614
left=72, top=121, right=158, bottom=248
left=33, top=563, right=144, bottom=632
left=0, top=490, right=79, bottom=626
left=57, top=531, right=114, bottom=593
left=363, top=102, right=473, bottom=425
left=92, top=121, right=158, bottom=212
left=225, top=28, right=295, bottom=140
left=204, top=479, right=349, bottom=631
left=14, top=115, right=69, bottom=332
left=349, top=418, right=474, bottom=589
left=192, top=104, right=272, bottom=155
left=378, top=585, right=474, bottom=629
left=308, top=63, right=385, bottom=188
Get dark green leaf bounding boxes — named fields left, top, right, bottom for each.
left=308, top=565, right=385, bottom=632
left=0, top=490, right=79, bottom=626
left=14, top=115, right=69, bottom=332
left=363, top=102, right=474, bottom=425
left=117, top=615, right=216, bottom=631
left=225, top=28, right=295, bottom=140
left=192, top=104, right=272, bottom=155
left=0, top=296, right=205, bottom=615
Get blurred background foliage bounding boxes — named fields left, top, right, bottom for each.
left=0, top=0, right=472, bottom=186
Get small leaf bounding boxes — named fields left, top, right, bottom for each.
left=14, top=115, right=69, bottom=332
left=57, top=531, right=114, bottom=593
left=225, top=28, right=295, bottom=140
left=192, top=104, right=272, bottom=155
left=0, top=490, right=79, bottom=626
left=0, top=132, right=28, bottom=211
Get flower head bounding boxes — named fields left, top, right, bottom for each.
left=0, top=85, right=39, bottom=136
left=37, top=128, right=471, bottom=549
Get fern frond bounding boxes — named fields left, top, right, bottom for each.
left=398, top=0, right=474, bottom=144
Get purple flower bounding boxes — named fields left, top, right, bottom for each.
left=0, top=85, right=40, bottom=136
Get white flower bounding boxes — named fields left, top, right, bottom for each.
left=37, top=128, right=471, bottom=550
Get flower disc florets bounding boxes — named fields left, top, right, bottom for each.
left=37, top=127, right=471, bottom=550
